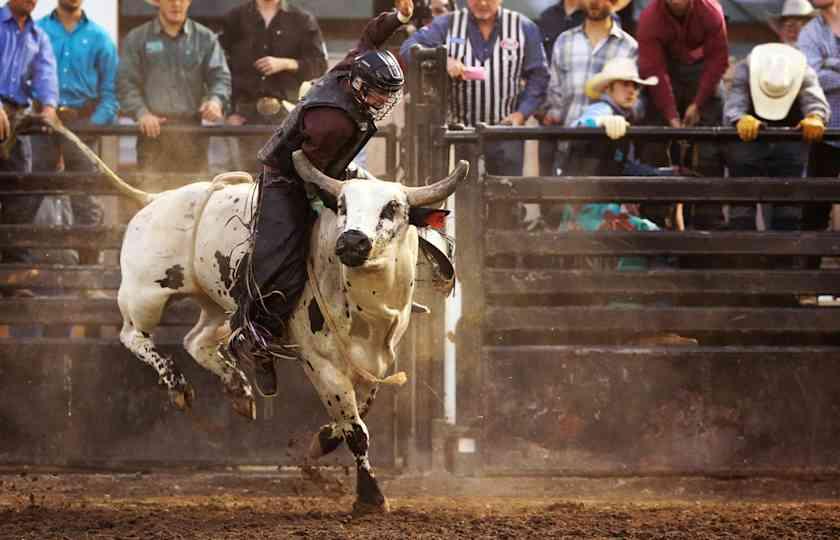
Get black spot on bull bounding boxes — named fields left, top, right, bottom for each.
left=309, top=301, right=325, bottom=334
left=317, top=425, right=344, bottom=457
left=155, top=265, right=185, bottom=290
left=214, top=251, right=234, bottom=291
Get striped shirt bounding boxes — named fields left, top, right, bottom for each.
left=401, top=7, right=548, bottom=126
left=547, top=21, right=637, bottom=127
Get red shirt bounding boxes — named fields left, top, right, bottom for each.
left=637, top=0, right=729, bottom=122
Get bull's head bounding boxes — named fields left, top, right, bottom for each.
left=293, top=150, right=469, bottom=267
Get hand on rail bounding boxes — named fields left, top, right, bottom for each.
left=446, top=57, right=466, bottom=80
left=501, top=112, right=525, bottom=126
left=0, top=107, right=9, bottom=141
left=596, top=115, right=629, bottom=140
left=200, top=99, right=224, bottom=123
left=682, top=103, right=701, bottom=127
left=38, top=106, right=58, bottom=128
left=254, top=57, right=299, bottom=76
left=542, top=112, right=562, bottom=126
left=736, top=114, right=762, bottom=142
left=138, top=113, right=167, bottom=138
left=798, top=114, right=825, bottom=143
left=226, top=114, right=247, bottom=126
left=395, top=0, right=414, bottom=21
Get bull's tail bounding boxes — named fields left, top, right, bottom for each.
left=51, top=121, right=156, bottom=206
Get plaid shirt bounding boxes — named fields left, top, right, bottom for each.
left=547, top=21, right=637, bottom=127
left=798, top=15, right=840, bottom=146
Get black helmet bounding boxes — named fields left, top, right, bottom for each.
left=350, top=50, right=404, bottom=120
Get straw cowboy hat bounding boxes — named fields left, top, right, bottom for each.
left=749, top=43, right=807, bottom=120
left=769, top=0, right=815, bottom=23
left=585, top=57, right=658, bottom=100
left=144, top=0, right=159, bottom=5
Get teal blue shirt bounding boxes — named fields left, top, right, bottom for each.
left=37, top=10, right=118, bottom=124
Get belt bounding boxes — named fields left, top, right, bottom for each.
left=57, top=101, right=97, bottom=123
left=237, top=97, right=288, bottom=118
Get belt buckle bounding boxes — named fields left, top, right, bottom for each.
left=57, top=106, right=79, bottom=123
left=256, top=97, right=282, bottom=117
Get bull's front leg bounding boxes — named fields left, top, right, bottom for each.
left=305, top=361, right=388, bottom=514
left=308, top=382, right=379, bottom=459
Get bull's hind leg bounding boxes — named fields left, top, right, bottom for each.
left=118, top=288, right=194, bottom=410
left=306, top=362, right=388, bottom=515
left=183, top=299, right=256, bottom=420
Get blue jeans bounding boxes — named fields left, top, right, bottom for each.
left=726, top=140, right=806, bottom=231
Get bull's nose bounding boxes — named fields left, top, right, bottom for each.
left=336, top=230, right=372, bottom=267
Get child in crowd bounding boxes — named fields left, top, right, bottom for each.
left=561, top=57, right=662, bottom=272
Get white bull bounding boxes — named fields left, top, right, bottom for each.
left=61, top=123, right=468, bottom=514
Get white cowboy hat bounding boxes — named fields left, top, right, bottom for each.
left=749, top=43, right=807, bottom=120
left=585, top=57, right=658, bottom=100
left=144, top=0, right=159, bottom=6
left=770, top=0, right=815, bottom=22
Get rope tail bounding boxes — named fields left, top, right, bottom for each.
left=51, top=121, right=156, bottom=206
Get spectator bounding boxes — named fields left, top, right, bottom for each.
left=770, top=0, right=816, bottom=46
left=118, top=0, right=231, bottom=177
left=220, top=0, right=328, bottom=174
left=35, top=0, right=118, bottom=264
left=563, top=57, right=696, bottom=345
left=413, top=0, right=453, bottom=28
left=543, top=0, right=636, bottom=176
left=724, top=43, right=828, bottom=238
left=400, top=0, right=549, bottom=176
left=0, top=0, right=58, bottom=264
left=798, top=0, right=840, bottom=236
left=637, top=0, right=729, bottom=229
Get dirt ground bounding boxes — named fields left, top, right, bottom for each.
left=2, top=470, right=840, bottom=539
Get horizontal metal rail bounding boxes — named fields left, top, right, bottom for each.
left=0, top=265, right=121, bottom=289
left=441, top=124, right=840, bottom=142
left=0, top=297, right=195, bottom=325
left=22, top=122, right=399, bottom=138
left=485, top=345, right=840, bottom=363
left=484, top=175, right=840, bottom=202
left=485, top=231, right=840, bottom=256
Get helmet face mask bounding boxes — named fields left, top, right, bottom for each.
left=350, top=50, right=405, bottom=121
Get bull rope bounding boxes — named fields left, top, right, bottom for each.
left=305, top=256, right=407, bottom=387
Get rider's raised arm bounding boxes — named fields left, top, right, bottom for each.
left=334, top=9, right=411, bottom=71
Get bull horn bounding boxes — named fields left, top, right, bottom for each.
left=404, top=160, right=470, bottom=207
left=292, top=150, right=342, bottom=198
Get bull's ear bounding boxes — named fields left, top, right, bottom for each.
left=410, top=208, right=449, bottom=230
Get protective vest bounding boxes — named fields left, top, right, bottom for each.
left=257, top=70, right=377, bottom=180
left=446, top=7, right=526, bottom=126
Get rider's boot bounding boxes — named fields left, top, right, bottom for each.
left=223, top=328, right=280, bottom=398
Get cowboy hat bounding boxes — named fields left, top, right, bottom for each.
left=144, top=0, right=159, bottom=6
left=769, top=0, right=815, bottom=22
left=585, top=57, right=658, bottom=100
left=749, top=43, right=807, bottom=120
left=611, top=0, right=633, bottom=12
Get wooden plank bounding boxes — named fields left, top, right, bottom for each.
left=484, top=306, right=840, bottom=333
left=484, top=345, right=840, bottom=363
left=484, top=269, right=840, bottom=295
left=0, top=225, right=125, bottom=249
left=484, top=175, right=840, bottom=203
left=0, top=265, right=121, bottom=289
left=486, top=231, right=840, bottom=256
left=0, top=298, right=197, bottom=325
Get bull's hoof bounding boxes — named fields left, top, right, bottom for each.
left=352, top=497, right=390, bottom=516
left=169, top=384, right=195, bottom=411
left=231, top=395, right=257, bottom=420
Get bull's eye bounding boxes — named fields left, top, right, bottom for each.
left=380, top=201, right=399, bottom=221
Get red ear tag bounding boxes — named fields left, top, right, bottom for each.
left=424, top=210, right=448, bottom=230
